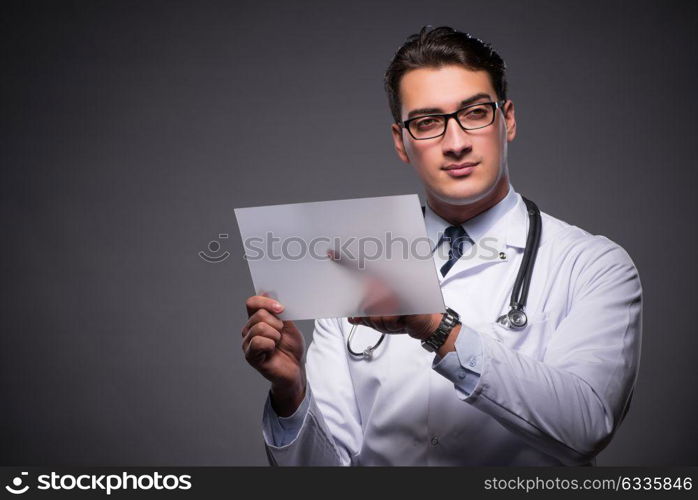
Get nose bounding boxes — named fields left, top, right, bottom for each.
left=441, top=115, right=472, bottom=157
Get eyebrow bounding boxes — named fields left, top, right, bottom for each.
left=406, top=92, right=493, bottom=120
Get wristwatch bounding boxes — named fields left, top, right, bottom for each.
left=421, top=307, right=461, bottom=352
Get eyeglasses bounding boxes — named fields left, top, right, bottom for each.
left=401, top=100, right=506, bottom=140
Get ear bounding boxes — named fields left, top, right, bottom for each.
left=391, top=123, right=410, bottom=164
left=503, top=100, right=517, bottom=142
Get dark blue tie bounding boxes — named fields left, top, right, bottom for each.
left=440, top=225, right=472, bottom=277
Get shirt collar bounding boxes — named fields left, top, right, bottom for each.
left=424, top=182, right=527, bottom=252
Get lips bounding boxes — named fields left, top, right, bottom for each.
left=443, top=162, right=478, bottom=178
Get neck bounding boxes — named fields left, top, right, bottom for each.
left=427, top=177, right=510, bottom=226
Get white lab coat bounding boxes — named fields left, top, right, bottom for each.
left=262, top=185, right=642, bottom=466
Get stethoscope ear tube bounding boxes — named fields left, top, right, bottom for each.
left=347, top=324, right=386, bottom=359
left=506, top=197, right=542, bottom=329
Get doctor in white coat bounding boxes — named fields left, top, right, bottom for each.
left=240, top=26, right=642, bottom=466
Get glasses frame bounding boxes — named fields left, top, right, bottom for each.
left=401, top=100, right=507, bottom=140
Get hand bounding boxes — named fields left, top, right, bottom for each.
left=328, top=248, right=404, bottom=315
left=328, top=248, right=442, bottom=342
left=347, top=312, right=443, bottom=341
left=241, top=294, right=306, bottom=416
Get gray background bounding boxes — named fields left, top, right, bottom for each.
left=1, top=0, right=696, bottom=465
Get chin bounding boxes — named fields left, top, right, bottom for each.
left=431, top=178, right=495, bottom=205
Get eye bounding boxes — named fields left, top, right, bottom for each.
left=413, top=117, right=442, bottom=131
left=465, top=106, right=488, bottom=119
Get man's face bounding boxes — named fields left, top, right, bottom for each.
left=391, top=65, right=516, bottom=206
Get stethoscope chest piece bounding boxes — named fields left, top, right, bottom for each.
left=496, top=308, right=528, bottom=329
left=509, top=308, right=528, bottom=328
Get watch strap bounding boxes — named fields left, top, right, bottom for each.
left=421, top=307, right=461, bottom=352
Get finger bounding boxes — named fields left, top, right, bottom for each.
left=356, top=316, right=382, bottom=332
left=350, top=316, right=387, bottom=334
left=349, top=316, right=371, bottom=328
left=382, top=315, right=407, bottom=333
left=358, top=315, right=403, bottom=334
left=372, top=316, right=401, bottom=334
left=241, top=308, right=284, bottom=337
left=245, top=335, right=276, bottom=364
left=242, top=322, right=282, bottom=352
left=327, top=249, right=361, bottom=272
left=374, top=316, right=391, bottom=333
left=245, top=295, right=284, bottom=318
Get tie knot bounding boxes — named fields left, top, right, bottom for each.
left=443, top=225, right=471, bottom=258
left=439, top=225, right=472, bottom=277
left=444, top=224, right=466, bottom=240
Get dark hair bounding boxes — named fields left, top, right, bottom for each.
left=384, top=26, right=507, bottom=124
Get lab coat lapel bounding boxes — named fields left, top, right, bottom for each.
left=441, top=194, right=529, bottom=280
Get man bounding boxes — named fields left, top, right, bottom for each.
left=240, top=26, right=642, bottom=466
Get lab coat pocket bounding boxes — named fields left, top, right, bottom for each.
left=489, top=312, right=552, bottom=360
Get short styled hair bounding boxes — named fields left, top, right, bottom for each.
left=384, top=26, right=508, bottom=124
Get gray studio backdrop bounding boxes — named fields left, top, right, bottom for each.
left=1, top=0, right=696, bottom=465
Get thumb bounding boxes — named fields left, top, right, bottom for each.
left=281, top=319, right=303, bottom=338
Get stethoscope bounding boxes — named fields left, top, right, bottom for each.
left=347, top=197, right=542, bottom=359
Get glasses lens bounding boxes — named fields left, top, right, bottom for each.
left=408, top=116, right=446, bottom=139
left=457, top=103, right=495, bottom=130
left=407, top=103, right=497, bottom=139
